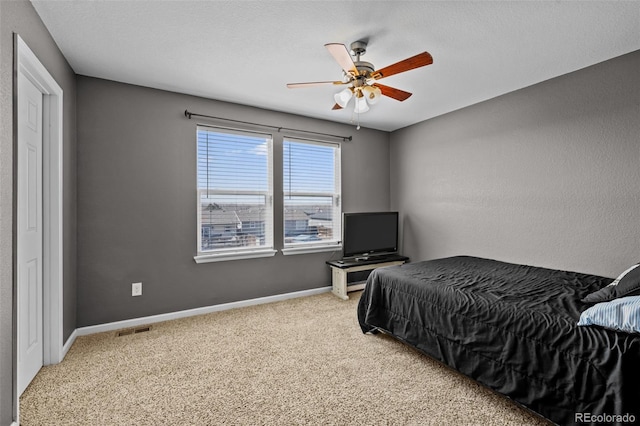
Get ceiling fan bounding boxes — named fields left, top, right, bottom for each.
left=287, top=40, right=433, bottom=116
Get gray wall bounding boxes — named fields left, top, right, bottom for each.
left=0, top=0, right=77, bottom=423
left=391, top=50, right=640, bottom=278
left=76, top=76, right=390, bottom=327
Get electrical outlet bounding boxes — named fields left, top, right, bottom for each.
left=132, top=282, right=142, bottom=297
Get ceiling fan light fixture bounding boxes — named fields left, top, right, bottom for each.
left=362, top=85, right=382, bottom=105
left=334, top=87, right=353, bottom=108
left=354, top=95, right=370, bottom=113
left=287, top=41, right=432, bottom=127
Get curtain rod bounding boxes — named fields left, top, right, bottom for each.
left=184, top=110, right=352, bottom=142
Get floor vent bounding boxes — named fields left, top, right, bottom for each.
left=116, top=325, right=152, bottom=337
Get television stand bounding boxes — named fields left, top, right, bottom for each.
left=326, top=255, right=408, bottom=300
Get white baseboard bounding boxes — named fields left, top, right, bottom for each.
left=75, top=286, right=332, bottom=337
left=61, top=329, right=77, bottom=358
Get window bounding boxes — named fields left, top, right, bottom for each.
left=195, top=126, right=275, bottom=262
left=282, top=138, right=341, bottom=254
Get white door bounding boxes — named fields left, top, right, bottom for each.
left=17, top=72, right=44, bottom=396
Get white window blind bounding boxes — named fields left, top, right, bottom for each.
left=283, top=138, right=341, bottom=249
left=196, top=126, right=274, bottom=258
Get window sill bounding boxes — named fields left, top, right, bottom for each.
left=194, top=249, right=277, bottom=264
left=281, top=244, right=342, bottom=256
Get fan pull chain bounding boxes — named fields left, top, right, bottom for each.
left=350, top=107, right=361, bottom=130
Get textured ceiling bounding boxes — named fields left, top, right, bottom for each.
left=32, top=1, right=640, bottom=132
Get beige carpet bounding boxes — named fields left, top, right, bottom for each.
left=20, top=291, right=550, bottom=425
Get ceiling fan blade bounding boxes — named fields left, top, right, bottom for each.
left=324, top=43, right=359, bottom=76
left=373, top=83, right=413, bottom=101
left=286, top=81, right=347, bottom=89
left=372, top=51, right=433, bottom=80
left=331, top=103, right=343, bottom=110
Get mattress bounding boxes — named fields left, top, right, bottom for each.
left=357, top=256, right=640, bottom=425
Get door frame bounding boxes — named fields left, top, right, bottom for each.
left=14, top=33, right=64, bottom=404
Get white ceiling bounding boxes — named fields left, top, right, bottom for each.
left=31, top=1, right=640, bottom=132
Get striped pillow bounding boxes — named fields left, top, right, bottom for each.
left=577, top=296, right=640, bottom=334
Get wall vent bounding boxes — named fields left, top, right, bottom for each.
left=116, top=325, right=152, bottom=337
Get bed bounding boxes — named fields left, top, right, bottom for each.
left=357, top=256, right=640, bottom=425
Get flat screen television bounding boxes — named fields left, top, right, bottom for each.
left=342, top=211, right=399, bottom=259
